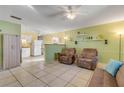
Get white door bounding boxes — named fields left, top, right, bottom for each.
left=3, top=34, right=21, bottom=69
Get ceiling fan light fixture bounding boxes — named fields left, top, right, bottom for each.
left=66, top=13, right=76, bottom=20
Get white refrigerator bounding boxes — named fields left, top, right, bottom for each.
left=31, top=40, right=43, bottom=56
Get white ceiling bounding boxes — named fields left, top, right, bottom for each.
left=0, top=5, right=124, bottom=35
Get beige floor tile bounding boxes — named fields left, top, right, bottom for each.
left=43, top=67, right=57, bottom=73
left=5, top=81, right=22, bottom=87
left=12, top=72, right=29, bottom=78
left=65, top=83, right=76, bottom=87
left=36, top=64, right=49, bottom=70
left=39, top=74, right=57, bottom=84
left=35, top=64, right=46, bottom=68
left=59, top=72, right=75, bottom=82
left=21, top=62, right=40, bottom=68
left=70, top=76, right=88, bottom=87
left=45, top=63, right=57, bottom=68
left=23, top=66, right=42, bottom=74
left=11, top=70, right=32, bottom=79
left=85, top=80, right=90, bottom=87
left=50, top=69, right=66, bottom=76
left=72, top=67, right=83, bottom=72
left=0, top=76, right=17, bottom=87
left=0, top=59, right=94, bottom=87
left=48, top=78, right=68, bottom=87
left=60, top=67, right=70, bottom=71
left=75, top=71, right=93, bottom=81
left=10, top=69, right=27, bottom=76
left=51, top=65, right=64, bottom=70
left=79, top=69, right=93, bottom=74
left=0, top=70, right=12, bottom=80
left=75, top=74, right=91, bottom=81
left=25, top=79, right=47, bottom=87
left=10, top=67, right=24, bottom=73
left=33, top=70, right=49, bottom=78
left=21, top=63, right=34, bottom=68
left=64, top=69, right=79, bottom=76
left=60, top=64, right=70, bottom=67
left=52, top=62, right=60, bottom=66
left=14, top=74, right=37, bottom=86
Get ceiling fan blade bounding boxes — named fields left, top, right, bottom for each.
left=47, top=11, right=65, bottom=17
left=59, top=5, right=82, bottom=13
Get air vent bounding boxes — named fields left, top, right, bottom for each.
left=10, top=15, right=22, bottom=20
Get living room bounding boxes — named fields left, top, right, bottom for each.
left=0, top=2, right=124, bottom=90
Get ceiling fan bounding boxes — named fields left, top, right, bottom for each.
left=48, top=5, right=87, bottom=20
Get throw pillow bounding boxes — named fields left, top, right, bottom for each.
left=104, top=59, right=122, bottom=77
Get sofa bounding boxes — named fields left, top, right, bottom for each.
left=58, top=48, right=76, bottom=65
left=88, top=64, right=124, bottom=87
left=77, top=48, right=98, bottom=70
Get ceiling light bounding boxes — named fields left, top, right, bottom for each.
left=66, top=13, right=76, bottom=20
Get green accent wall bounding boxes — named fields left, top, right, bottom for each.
left=0, top=20, right=21, bottom=65
left=45, top=44, right=65, bottom=63
left=43, top=21, right=124, bottom=64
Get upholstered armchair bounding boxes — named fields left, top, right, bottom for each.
left=77, top=48, right=98, bottom=70
left=58, top=48, right=76, bottom=65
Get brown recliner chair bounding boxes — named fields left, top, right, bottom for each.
left=77, top=48, right=98, bottom=70
left=58, top=48, right=76, bottom=65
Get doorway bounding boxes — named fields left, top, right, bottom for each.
left=21, top=33, right=45, bottom=64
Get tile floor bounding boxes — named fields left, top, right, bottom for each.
left=0, top=57, right=94, bottom=87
